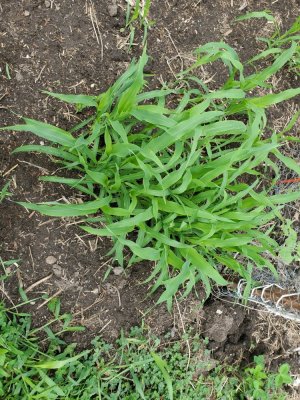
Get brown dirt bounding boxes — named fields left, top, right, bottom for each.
left=0, top=0, right=300, bottom=377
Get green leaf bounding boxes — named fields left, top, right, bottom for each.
left=247, top=87, right=300, bottom=108
left=180, top=248, right=227, bottom=285
left=12, top=144, right=78, bottom=162
left=144, top=110, right=223, bottom=154
left=204, top=89, right=246, bottom=99
left=3, top=119, right=75, bottom=147
left=34, top=351, right=89, bottom=369
left=273, top=149, right=300, bottom=175
left=18, top=197, right=111, bottom=217
left=242, top=42, right=297, bottom=90
left=43, top=91, right=98, bottom=107
left=151, top=352, right=173, bottom=400
left=131, top=108, right=177, bottom=128
left=235, top=11, right=275, bottom=22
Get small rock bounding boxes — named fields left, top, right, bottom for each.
left=113, top=267, right=123, bottom=276
left=24, top=10, right=30, bottom=16
left=46, top=255, right=57, bottom=265
left=5, top=267, right=12, bottom=275
left=108, top=4, right=118, bottom=17
left=52, top=264, right=62, bottom=277
left=116, top=279, right=127, bottom=290
left=216, top=309, right=223, bottom=315
left=293, top=377, right=300, bottom=387
left=15, top=71, right=23, bottom=82
left=170, top=327, right=177, bottom=338
left=45, top=0, right=51, bottom=7
left=103, top=283, right=115, bottom=293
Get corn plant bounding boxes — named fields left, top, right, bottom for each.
left=3, top=39, right=300, bottom=308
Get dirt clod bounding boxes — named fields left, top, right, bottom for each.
left=204, top=302, right=246, bottom=346
left=208, top=315, right=234, bottom=343
left=15, top=72, right=23, bottom=82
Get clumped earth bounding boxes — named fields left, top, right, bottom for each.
left=0, top=0, right=300, bottom=379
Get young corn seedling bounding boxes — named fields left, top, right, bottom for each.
left=3, top=36, right=300, bottom=309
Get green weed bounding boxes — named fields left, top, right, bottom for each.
left=123, top=0, right=152, bottom=49
left=0, top=182, right=19, bottom=271
left=265, top=16, right=300, bottom=74
left=279, top=219, right=300, bottom=265
left=236, top=13, right=300, bottom=73
left=0, top=302, right=292, bottom=399
left=3, top=33, right=300, bottom=308
left=0, top=181, right=11, bottom=203
left=241, top=355, right=292, bottom=400
left=5, top=63, right=11, bottom=80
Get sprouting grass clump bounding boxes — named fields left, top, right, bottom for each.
left=0, top=302, right=292, bottom=399
left=244, top=14, right=300, bottom=74
left=4, top=34, right=300, bottom=306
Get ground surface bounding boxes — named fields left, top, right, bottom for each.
left=0, top=0, right=300, bottom=384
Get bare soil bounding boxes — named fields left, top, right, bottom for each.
left=0, top=0, right=300, bottom=378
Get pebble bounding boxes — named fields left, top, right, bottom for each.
left=170, top=327, right=177, bottom=338
left=15, top=71, right=23, bottom=82
left=24, top=10, right=30, bottom=16
left=46, top=255, right=57, bottom=265
left=45, top=0, right=51, bottom=7
left=108, top=4, right=118, bottom=17
left=293, top=377, right=300, bottom=387
left=52, top=264, right=62, bottom=278
left=113, top=267, right=123, bottom=276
